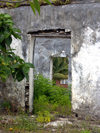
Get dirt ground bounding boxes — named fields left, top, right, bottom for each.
left=0, top=113, right=100, bottom=133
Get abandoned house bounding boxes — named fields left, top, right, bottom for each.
left=0, top=0, right=100, bottom=118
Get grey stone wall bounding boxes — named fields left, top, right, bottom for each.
left=34, top=37, right=71, bottom=81
left=0, top=78, right=25, bottom=110
left=0, top=37, right=26, bottom=109
left=0, top=3, right=100, bottom=117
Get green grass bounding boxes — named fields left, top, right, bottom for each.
left=81, top=130, right=91, bottom=133
left=0, top=115, right=39, bottom=132
left=0, top=114, right=100, bottom=133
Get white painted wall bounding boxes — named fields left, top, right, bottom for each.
left=72, top=27, right=100, bottom=116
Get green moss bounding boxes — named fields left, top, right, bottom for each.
left=38, top=0, right=71, bottom=5
left=51, top=0, right=71, bottom=5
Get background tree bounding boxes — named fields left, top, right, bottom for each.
left=53, top=57, right=68, bottom=80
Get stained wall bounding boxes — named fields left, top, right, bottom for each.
left=0, top=2, right=100, bottom=117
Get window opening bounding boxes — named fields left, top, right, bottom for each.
left=53, top=57, right=69, bottom=88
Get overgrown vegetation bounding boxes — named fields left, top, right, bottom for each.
left=0, top=115, right=39, bottom=132
left=0, top=0, right=51, bottom=14
left=38, top=0, right=71, bottom=5
left=81, top=130, right=91, bottom=133
left=0, top=100, right=11, bottom=113
left=0, top=75, right=99, bottom=132
left=0, top=13, right=33, bottom=81
left=34, top=74, right=71, bottom=123
left=0, top=114, right=100, bottom=133
left=0, top=0, right=71, bottom=9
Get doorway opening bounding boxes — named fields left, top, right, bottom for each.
left=28, top=29, right=72, bottom=114
left=52, top=57, right=69, bottom=88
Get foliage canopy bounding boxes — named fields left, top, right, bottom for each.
left=0, top=13, right=33, bottom=82
left=53, top=57, right=68, bottom=80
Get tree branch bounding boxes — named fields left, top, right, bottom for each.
left=0, top=0, right=29, bottom=3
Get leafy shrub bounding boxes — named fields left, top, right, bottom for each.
left=36, top=111, right=51, bottom=123
left=0, top=100, right=11, bottom=112
left=34, top=74, right=71, bottom=117
left=34, top=95, right=49, bottom=113
left=0, top=13, right=33, bottom=82
left=34, top=74, right=52, bottom=99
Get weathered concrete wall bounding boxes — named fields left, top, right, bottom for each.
left=34, top=37, right=71, bottom=80
left=0, top=78, right=25, bottom=109
left=0, top=3, right=100, bottom=117
left=72, top=27, right=100, bottom=117
left=0, top=37, right=25, bottom=109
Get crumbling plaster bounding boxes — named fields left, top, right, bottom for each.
left=0, top=3, right=100, bottom=117
left=72, top=27, right=100, bottom=117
